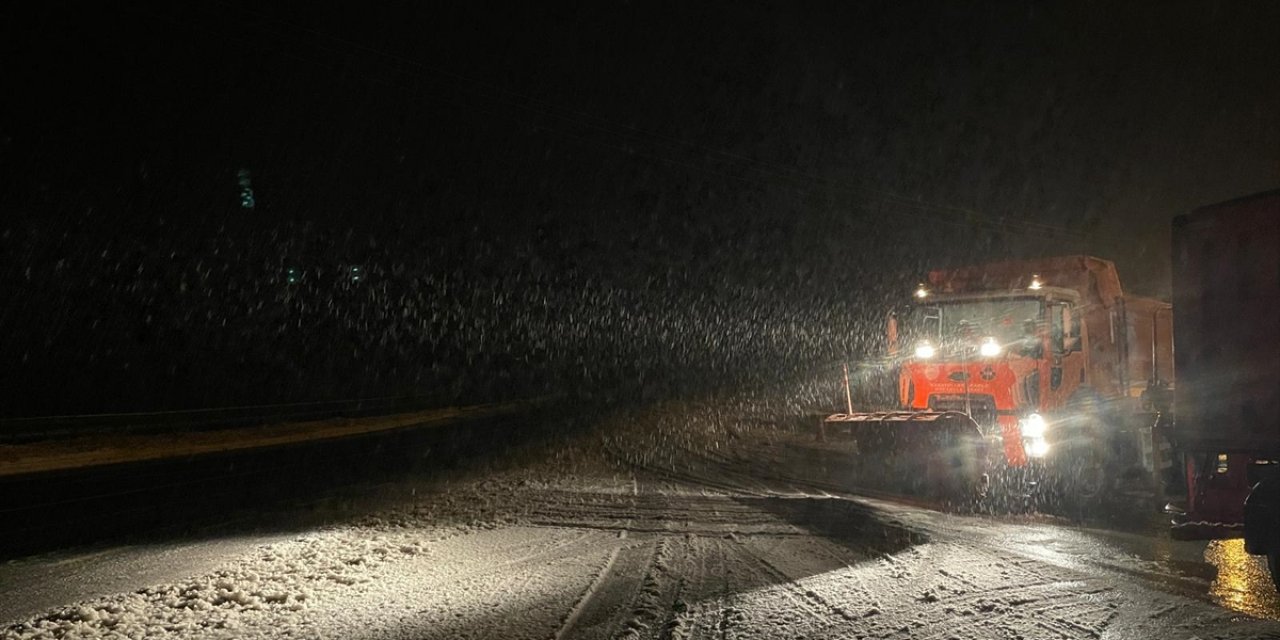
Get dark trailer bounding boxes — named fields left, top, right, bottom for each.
left=1170, top=189, right=1280, bottom=586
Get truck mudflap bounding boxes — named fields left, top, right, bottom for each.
left=1168, top=516, right=1245, bottom=541
left=824, top=411, right=987, bottom=503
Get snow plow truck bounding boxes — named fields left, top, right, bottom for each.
left=826, top=255, right=1174, bottom=506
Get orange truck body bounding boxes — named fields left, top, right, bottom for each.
left=897, top=256, right=1172, bottom=468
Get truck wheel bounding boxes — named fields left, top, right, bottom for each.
left=1049, top=448, right=1109, bottom=518
left=991, top=462, right=1032, bottom=514
left=1065, top=455, right=1106, bottom=500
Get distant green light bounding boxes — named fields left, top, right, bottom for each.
left=237, top=169, right=255, bottom=209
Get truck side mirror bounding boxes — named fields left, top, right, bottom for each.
left=1049, top=303, right=1082, bottom=354
left=1062, top=306, right=1082, bottom=352
left=1050, top=305, right=1066, bottom=354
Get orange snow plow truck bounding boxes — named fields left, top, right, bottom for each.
left=826, top=255, right=1174, bottom=504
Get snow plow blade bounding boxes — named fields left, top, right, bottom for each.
left=824, top=411, right=988, bottom=503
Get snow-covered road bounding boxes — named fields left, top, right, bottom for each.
left=5, top=406, right=1280, bottom=639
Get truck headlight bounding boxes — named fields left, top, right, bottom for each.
left=914, top=341, right=936, bottom=359
left=1026, top=438, right=1050, bottom=458
left=1019, top=413, right=1046, bottom=438
left=979, top=337, right=1001, bottom=358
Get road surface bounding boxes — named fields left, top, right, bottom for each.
left=3, top=405, right=1280, bottom=639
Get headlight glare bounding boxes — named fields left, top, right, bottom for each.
left=979, top=337, right=1002, bottom=358
left=914, top=341, right=936, bottom=359
left=1020, top=413, right=1046, bottom=438
left=1026, top=438, right=1050, bottom=458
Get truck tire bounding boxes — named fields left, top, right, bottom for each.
left=989, top=461, right=1033, bottom=514
left=1055, top=389, right=1114, bottom=513
left=1063, top=453, right=1106, bottom=500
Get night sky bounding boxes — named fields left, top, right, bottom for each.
left=2, top=2, right=1278, bottom=416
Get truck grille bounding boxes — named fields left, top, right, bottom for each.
left=929, top=395, right=997, bottom=429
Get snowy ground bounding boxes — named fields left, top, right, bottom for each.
left=4, top=399, right=1280, bottom=639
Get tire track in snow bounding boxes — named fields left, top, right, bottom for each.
left=553, top=538, right=673, bottom=640
left=611, top=538, right=679, bottom=640
left=707, top=538, right=741, bottom=640
left=553, top=546, right=625, bottom=640
left=673, top=539, right=840, bottom=639
left=904, top=591, right=1117, bottom=640
left=509, top=485, right=804, bottom=540
left=548, top=483, right=657, bottom=640
left=851, top=543, right=1121, bottom=640
left=734, top=538, right=861, bottom=630
left=363, top=527, right=628, bottom=640
left=892, top=536, right=1240, bottom=640
left=464, top=533, right=640, bottom=640
left=654, top=536, right=740, bottom=640
left=443, top=527, right=601, bottom=584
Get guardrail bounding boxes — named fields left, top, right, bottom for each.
left=0, top=392, right=462, bottom=444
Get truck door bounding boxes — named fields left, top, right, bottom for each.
left=1048, top=302, right=1085, bottom=407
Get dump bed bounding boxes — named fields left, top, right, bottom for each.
left=1172, top=189, right=1280, bottom=454
left=1123, top=295, right=1174, bottom=394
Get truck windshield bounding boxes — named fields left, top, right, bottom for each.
left=904, top=298, right=1043, bottom=349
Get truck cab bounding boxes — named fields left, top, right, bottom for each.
left=893, top=285, right=1084, bottom=468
